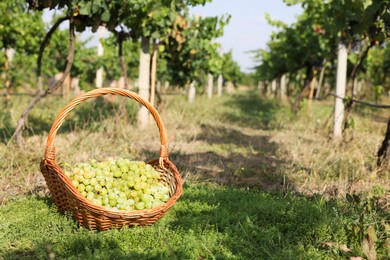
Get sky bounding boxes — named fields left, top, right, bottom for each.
left=44, top=1, right=302, bottom=74
left=189, top=0, right=302, bottom=73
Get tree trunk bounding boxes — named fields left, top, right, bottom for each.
left=316, top=63, right=326, bottom=99
left=36, top=16, right=70, bottom=93
left=226, top=81, right=234, bottom=94
left=188, top=81, right=196, bottom=103
left=137, top=36, right=151, bottom=129
left=257, top=81, right=264, bottom=93
left=377, top=117, right=390, bottom=171
left=271, top=79, right=277, bottom=97
left=62, top=73, right=71, bottom=97
left=280, top=74, right=287, bottom=100
left=150, top=41, right=158, bottom=107
left=309, top=73, right=317, bottom=100
left=217, top=74, right=223, bottom=96
left=4, top=49, right=11, bottom=102
left=333, top=42, right=348, bottom=141
left=164, top=81, right=169, bottom=91
left=12, top=15, right=75, bottom=146
left=148, top=41, right=158, bottom=122
left=352, top=77, right=358, bottom=97
left=156, top=80, right=161, bottom=93
left=96, top=27, right=105, bottom=88
left=118, top=31, right=128, bottom=89
left=307, top=74, right=317, bottom=116
left=207, top=73, right=213, bottom=98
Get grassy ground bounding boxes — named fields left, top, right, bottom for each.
left=0, top=89, right=389, bottom=259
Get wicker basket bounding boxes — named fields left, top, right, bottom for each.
left=40, top=88, right=182, bottom=230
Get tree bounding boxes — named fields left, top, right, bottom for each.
left=255, top=0, right=390, bottom=140
left=0, top=0, right=45, bottom=100
left=163, top=14, right=230, bottom=102
left=13, top=0, right=214, bottom=144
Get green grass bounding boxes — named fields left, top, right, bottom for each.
left=1, top=184, right=388, bottom=259
left=0, top=89, right=389, bottom=259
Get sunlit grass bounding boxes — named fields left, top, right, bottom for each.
left=1, top=184, right=388, bottom=259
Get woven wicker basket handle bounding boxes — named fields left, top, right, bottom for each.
left=44, top=88, right=168, bottom=167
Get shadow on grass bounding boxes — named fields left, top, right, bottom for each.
left=223, top=91, right=284, bottom=129
left=1, top=187, right=347, bottom=259
left=167, top=123, right=292, bottom=192
left=168, top=184, right=336, bottom=259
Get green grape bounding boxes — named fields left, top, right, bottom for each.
left=83, top=178, right=90, bottom=185
left=90, top=159, right=98, bottom=167
left=117, top=197, right=126, bottom=205
left=72, top=179, right=79, bottom=188
left=102, top=196, right=109, bottom=206
left=94, top=184, right=102, bottom=191
left=87, top=192, right=94, bottom=201
left=110, top=164, right=118, bottom=172
left=140, top=182, right=147, bottom=190
left=141, top=194, right=152, bottom=203
left=127, top=180, right=135, bottom=188
left=105, top=181, right=113, bottom=189
left=125, top=190, right=132, bottom=198
left=134, top=183, right=142, bottom=191
left=134, top=176, right=142, bottom=183
left=130, top=190, right=138, bottom=198
left=145, top=201, right=153, bottom=209
left=100, top=187, right=108, bottom=196
left=76, top=175, right=84, bottom=183
left=108, top=192, right=116, bottom=200
left=96, top=174, right=104, bottom=182
left=113, top=170, right=122, bottom=178
left=127, top=199, right=135, bottom=206
left=162, top=194, right=170, bottom=202
left=93, top=198, right=103, bottom=206
left=78, top=183, right=86, bottom=192
left=67, top=157, right=172, bottom=211
left=109, top=198, right=117, bottom=207
left=135, top=202, right=145, bottom=210
left=90, top=178, right=98, bottom=186
left=85, top=185, right=93, bottom=192
left=154, top=192, right=163, bottom=200
left=84, top=171, right=92, bottom=179
left=120, top=165, right=129, bottom=173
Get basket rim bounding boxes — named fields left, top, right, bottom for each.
left=44, top=88, right=169, bottom=168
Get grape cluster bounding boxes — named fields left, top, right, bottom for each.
left=64, top=158, right=171, bottom=211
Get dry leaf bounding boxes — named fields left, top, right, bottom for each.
left=320, top=242, right=351, bottom=253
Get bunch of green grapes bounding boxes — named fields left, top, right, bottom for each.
left=64, top=158, right=171, bottom=211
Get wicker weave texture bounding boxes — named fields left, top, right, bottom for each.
left=40, top=88, right=182, bottom=230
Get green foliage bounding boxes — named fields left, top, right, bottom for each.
left=0, top=0, right=45, bottom=90
left=0, top=1, right=45, bottom=51
left=255, top=0, right=390, bottom=87
left=163, top=14, right=231, bottom=87
left=26, top=0, right=224, bottom=91
left=221, top=51, right=243, bottom=86
left=98, top=34, right=140, bottom=82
